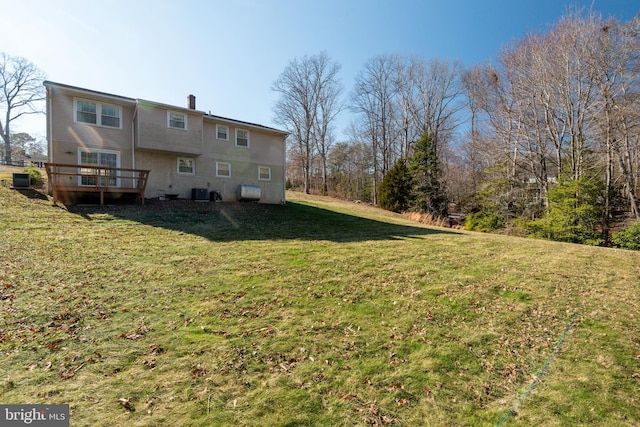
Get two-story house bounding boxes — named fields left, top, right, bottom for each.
left=44, top=81, right=287, bottom=205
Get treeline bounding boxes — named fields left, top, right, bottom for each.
left=274, top=10, right=640, bottom=247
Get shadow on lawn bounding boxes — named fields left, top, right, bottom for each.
left=66, top=199, right=460, bottom=242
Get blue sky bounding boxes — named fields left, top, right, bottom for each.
left=2, top=0, right=638, bottom=142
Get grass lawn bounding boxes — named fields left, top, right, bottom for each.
left=1, top=185, right=639, bottom=426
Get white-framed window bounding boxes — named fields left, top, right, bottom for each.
left=101, top=104, right=121, bottom=127
left=216, top=161, right=231, bottom=178
left=78, top=148, right=120, bottom=187
left=75, top=98, right=121, bottom=128
left=177, top=157, right=195, bottom=175
left=258, top=166, right=271, bottom=181
left=76, top=100, right=97, bottom=124
left=168, top=111, right=187, bottom=130
left=236, top=129, right=249, bottom=147
left=216, top=125, right=229, bottom=140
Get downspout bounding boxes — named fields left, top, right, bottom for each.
left=282, top=134, right=287, bottom=204
left=47, top=86, right=53, bottom=163
left=131, top=102, right=138, bottom=191
left=131, top=102, right=137, bottom=170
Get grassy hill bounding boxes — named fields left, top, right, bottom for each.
left=1, top=187, right=638, bottom=426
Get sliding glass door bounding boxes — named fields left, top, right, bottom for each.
left=79, top=150, right=120, bottom=187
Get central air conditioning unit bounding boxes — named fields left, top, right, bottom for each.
left=237, top=185, right=261, bottom=202
left=12, top=173, right=31, bottom=189
left=191, top=188, right=208, bottom=201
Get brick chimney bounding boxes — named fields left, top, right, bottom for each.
left=187, top=94, right=196, bottom=110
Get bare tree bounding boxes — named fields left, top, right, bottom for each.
left=0, top=53, right=46, bottom=165
left=591, top=15, right=640, bottom=220
left=273, top=52, right=342, bottom=194
left=351, top=54, right=399, bottom=204
left=464, top=9, right=640, bottom=234
left=310, top=54, right=343, bottom=194
left=392, top=56, right=419, bottom=159
left=460, top=66, right=489, bottom=205
left=410, top=58, right=464, bottom=154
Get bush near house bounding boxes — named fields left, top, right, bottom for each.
left=24, top=167, right=43, bottom=186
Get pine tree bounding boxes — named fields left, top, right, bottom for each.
left=379, top=158, right=412, bottom=212
left=409, top=131, right=448, bottom=217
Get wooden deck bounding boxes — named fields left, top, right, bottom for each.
left=45, top=163, right=150, bottom=206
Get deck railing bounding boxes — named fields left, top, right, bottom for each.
left=45, top=163, right=150, bottom=205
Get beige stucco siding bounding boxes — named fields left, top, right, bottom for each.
left=136, top=121, right=286, bottom=203
left=202, top=119, right=286, bottom=203
left=138, top=154, right=285, bottom=204
left=202, top=120, right=285, bottom=164
left=135, top=100, right=203, bottom=156
left=47, top=86, right=135, bottom=170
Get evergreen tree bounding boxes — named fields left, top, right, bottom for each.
left=522, top=177, right=605, bottom=245
left=379, top=158, right=412, bottom=212
left=409, top=131, right=448, bottom=217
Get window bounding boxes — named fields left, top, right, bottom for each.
left=75, top=99, right=122, bottom=128
left=101, top=104, right=120, bottom=128
left=216, top=125, right=228, bottom=140
left=236, top=129, right=249, bottom=147
left=258, top=166, right=271, bottom=181
left=177, top=157, right=195, bottom=175
left=168, top=112, right=187, bottom=129
left=76, top=100, right=97, bottom=124
left=78, top=149, right=119, bottom=186
left=216, top=162, right=231, bottom=177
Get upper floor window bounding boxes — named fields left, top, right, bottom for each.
left=216, top=125, right=228, bottom=140
left=101, top=104, right=120, bottom=128
left=168, top=111, right=187, bottom=130
left=75, top=99, right=121, bottom=128
left=76, top=100, right=97, bottom=124
left=236, top=129, right=249, bottom=147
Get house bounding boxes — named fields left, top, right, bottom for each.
left=43, top=81, right=288, bottom=204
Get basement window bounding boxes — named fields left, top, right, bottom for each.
left=258, top=166, right=271, bottom=181
left=177, top=157, right=195, bottom=175
left=216, top=162, right=231, bottom=178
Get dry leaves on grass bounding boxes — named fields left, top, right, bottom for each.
left=119, top=317, right=151, bottom=341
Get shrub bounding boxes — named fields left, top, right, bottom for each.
left=379, top=158, right=412, bottom=212
left=23, top=168, right=43, bottom=186
left=465, top=210, right=504, bottom=232
left=520, top=178, right=605, bottom=245
left=612, top=221, right=640, bottom=250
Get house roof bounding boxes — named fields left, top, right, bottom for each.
left=204, top=113, right=288, bottom=135
left=43, top=81, right=137, bottom=105
left=137, top=98, right=205, bottom=115
left=43, top=80, right=288, bottom=136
